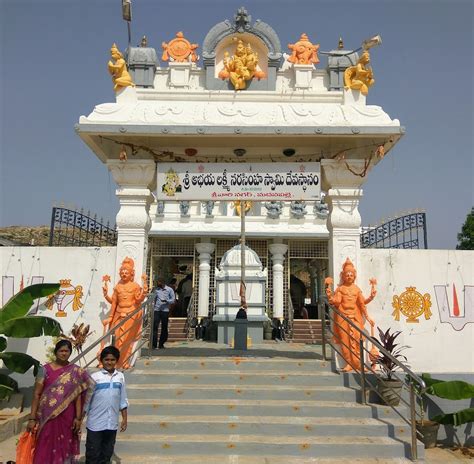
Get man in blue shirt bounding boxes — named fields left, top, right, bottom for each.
left=152, top=277, right=175, bottom=349
left=86, top=346, right=128, bottom=464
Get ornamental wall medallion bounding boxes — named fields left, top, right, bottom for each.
left=162, top=31, right=199, bottom=62
left=392, top=287, right=432, bottom=323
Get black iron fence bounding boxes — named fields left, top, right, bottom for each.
left=361, top=211, right=427, bottom=249
left=49, top=206, right=117, bottom=247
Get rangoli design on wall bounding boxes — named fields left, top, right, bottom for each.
left=433, top=284, right=474, bottom=331
left=392, top=287, right=432, bottom=323
left=45, top=279, right=84, bottom=317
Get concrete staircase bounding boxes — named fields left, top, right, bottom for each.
left=291, top=319, right=323, bottom=344
left=157, top=317, right=193, bottom=342
left=106, top=344, right=423, bottom=463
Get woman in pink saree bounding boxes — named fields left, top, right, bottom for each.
left=27, top=339, right=95, bottom=464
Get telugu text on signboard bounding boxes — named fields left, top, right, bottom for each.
left=156, top=163, right=320, bottom=201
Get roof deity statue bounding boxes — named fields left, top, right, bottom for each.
left=107, top=43, right=135, bottom=92
left=287, top=33, right=320, bottom=65
left=344, top=50, right=375, bottom=96
left=218, top=38, right=266, bottom=90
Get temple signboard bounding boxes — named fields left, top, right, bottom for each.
left=156, top=162, right=320, bottom=201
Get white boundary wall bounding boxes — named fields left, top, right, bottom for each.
left=359, top=249, right=474, bottom=374
left=1, top=246, right=473, bottom=380
left=0, top=247, right=116, bottom=386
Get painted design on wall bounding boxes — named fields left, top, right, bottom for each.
left=433, top=284, right=474, bottom=331
left=392, top=287, right=432, bottom=323
left=45, top=279, right=84, bottom=317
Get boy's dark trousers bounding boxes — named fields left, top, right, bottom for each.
left=85, top=428, right=117, bottom=464
left=152, top=310, right=169, bottom=348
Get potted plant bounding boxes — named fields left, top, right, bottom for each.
left=415, top=373, right=474, bottom=448
left=372, top=327, right=409, bottom=406
left=409, top=376, right=440, bottom=449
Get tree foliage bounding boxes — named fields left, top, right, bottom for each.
left=422, top=373, right=474, bottom=426
left=456, top=207, right=474, bottom=250
left=0, top=284, right=61, bottom=399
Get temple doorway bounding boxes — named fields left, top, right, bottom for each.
left=147, top=238, right=196, bottom=317
left=288, top=240, right=329, bottom=320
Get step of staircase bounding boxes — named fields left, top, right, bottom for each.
left=103, top=344, right=424, bottom=461
left=290, top=320, right=325, bottom=344
left=156, top=317, right=194, bottom=342
left=101, top=456, right=413, bottom=464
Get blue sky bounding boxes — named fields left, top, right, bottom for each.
left=1, top=0, right=472, bottom=249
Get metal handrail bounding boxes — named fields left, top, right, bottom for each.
left=184, top=293, right=196, bottom=340
left=321, top=301, right=426, bottom=462
left=70, top=294, right=153, bottom=368
left=329, top=304, right=425, bottom=387
left=285, top=294, right=295, bottom=341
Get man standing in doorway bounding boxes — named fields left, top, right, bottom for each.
left=152, top=277, right=175, bottom=349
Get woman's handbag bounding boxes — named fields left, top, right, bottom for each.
left=16, top=430, right=36, bottom=464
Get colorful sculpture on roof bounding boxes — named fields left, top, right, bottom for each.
left=108, top=43, right=134, bottom=92
left=344, top=50, right=375, bottom=96
left=219, top=39, right=266, bottom=90
left=325, top=258, right=376, bottom=372
left=287, top=33, right=320, bottom=65
left=162, top=31, right=199, bottom=63
left=101, top=257, right=148, bottom=369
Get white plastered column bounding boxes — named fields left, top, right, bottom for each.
left=268, top=243, right=288, bottom=320
left=108, top=160, right=155, bottom=278
left=322, top=159, right=372, bottom=278
left=195, top=241, right=216, bottom=319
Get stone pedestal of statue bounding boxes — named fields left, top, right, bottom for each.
left=169, top=61, right=193, bottom=87
left=293, top=63, right=314, bottom=89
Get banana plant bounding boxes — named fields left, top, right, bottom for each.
left=0, top=283, right=62, bottom=399
left=422, top=373, right=474, bottom=426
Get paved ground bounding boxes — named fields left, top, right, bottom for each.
left=0, top=432, right=472, bottom=463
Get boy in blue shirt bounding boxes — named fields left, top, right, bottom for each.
left=85, top=346, right=128, bottom=464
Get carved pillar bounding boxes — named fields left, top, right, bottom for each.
left=321, top=159, right=372, bottom=278
left=268, top=243, right=289, bottom=320
left=107, top=160, right=155, bottom=278
left=195, top=241, right=216, bottom=319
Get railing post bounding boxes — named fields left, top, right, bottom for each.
left=321, top=302, right=327, bottom=361
left=359, top=338, right=367, bottom=405
left=148, top=300, right=155, bottom=358
left=410, top=382, right=418, bottom=461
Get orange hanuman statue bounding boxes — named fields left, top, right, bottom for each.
left=325, top=258, right=376, bottom=372
left=102, top=257, right=148, bottom=369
